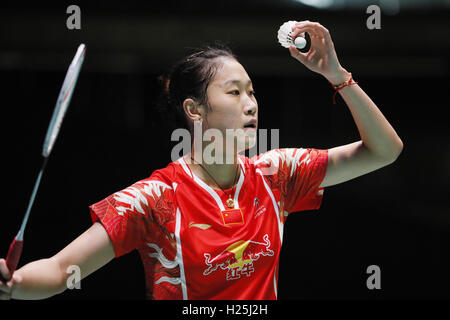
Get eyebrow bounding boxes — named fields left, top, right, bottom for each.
left=224, top=79, right=253, bottom=86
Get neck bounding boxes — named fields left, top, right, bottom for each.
left=188, top=150, right=240, bottom=190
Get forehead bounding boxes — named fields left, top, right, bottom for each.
left=210, top=57, right=251, bottom=85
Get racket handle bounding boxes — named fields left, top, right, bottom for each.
left=5, top=237, right=23, bottom=277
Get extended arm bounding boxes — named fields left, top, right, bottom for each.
left=0, top=222, right=114, bottom=300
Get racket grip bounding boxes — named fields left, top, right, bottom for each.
left=5, top=237, right=23, bottom=277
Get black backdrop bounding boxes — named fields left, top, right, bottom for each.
left=1, top=1, right=449, bottom=300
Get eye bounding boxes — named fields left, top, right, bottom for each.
left=249, top=90, right=256, bottom=96
left=228, top=90, right=240, bottom=95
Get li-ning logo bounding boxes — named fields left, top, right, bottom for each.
left=203, top=234, right=274, bottom=281
left=253, top=198, right=266, bottom=219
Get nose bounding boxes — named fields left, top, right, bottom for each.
left=244, top=100, right=257, bottom=116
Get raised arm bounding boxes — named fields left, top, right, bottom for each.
left=288, top=21, right=403, bottom=188
left=0, top=222, right=114, bottom=300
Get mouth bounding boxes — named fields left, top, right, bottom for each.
left=243, top=121, right=257, bottom=130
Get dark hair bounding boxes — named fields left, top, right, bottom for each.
left=157, top=44, right=237, bottom=131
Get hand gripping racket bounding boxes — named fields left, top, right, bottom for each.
left=1, top=44, right=86, bottom=281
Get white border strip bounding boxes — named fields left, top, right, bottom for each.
left=273, top=265, right=278, bottom=299
left=174, top=207, right=188, bottom=299
left=192, top=174, right=226, bottom=211
left=233, top=162, right=245, bottom=209
left=256, top=168, right=283, bottom=243
left=238, top=156, right=246, bottom=174
left=178, top=157, right=193, bottom=178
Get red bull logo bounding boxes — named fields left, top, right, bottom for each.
left=203, top=234, right=274, bottom=280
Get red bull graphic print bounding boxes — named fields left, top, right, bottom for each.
left=203, top=234, right=274, bottom=280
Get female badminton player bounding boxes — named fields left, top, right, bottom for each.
left=0, top=21, right=403, bottom=300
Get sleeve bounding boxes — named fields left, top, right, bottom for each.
left=253, top=148, right=328, bottom=216
left=89, top=179, right=174, bottom=258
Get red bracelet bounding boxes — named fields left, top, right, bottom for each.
left=332, top=73, right=358, bottom=104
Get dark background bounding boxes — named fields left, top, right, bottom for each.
left=1, top=0, right=449, bottom=300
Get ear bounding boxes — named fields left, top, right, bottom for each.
left=182, top=98, right=205, bottom=122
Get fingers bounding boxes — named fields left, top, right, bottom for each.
left=289, top=46, right=307, bottom=63
left=291, top=20, right=332, bottom=43
left=0, top=268, right=11, bottom=299
left=0, top=291, right=11, bottom=300
left=0, top=259, right=11, bottom=282
left=0, top=281, right=12, bottom=300
left=0, top=272, right=22, bottom=300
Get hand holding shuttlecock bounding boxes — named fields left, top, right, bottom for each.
left=277, top=20, right=308, bottom=50
left=277, top=20, right=348, bottom=86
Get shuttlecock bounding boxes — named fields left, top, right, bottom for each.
left=277, top=20, right=307, bottom=49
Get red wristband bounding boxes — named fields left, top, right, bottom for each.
left=332, top=73, right=358, bottom=104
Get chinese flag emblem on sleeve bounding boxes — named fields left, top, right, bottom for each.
left=221, top=208, right=244, bottom=225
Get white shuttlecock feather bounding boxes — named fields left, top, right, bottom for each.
left=277, top=20, right=307, bottom=49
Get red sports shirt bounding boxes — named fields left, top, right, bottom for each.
left=89, top=148, right=328, bottom=300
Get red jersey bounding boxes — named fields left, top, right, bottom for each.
left=89, top=148, right=328, bottom=300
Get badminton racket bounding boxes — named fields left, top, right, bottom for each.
left=1, top=44, right=86, bottom=281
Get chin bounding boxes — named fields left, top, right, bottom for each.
left=236, top=132, right=257, bottom=153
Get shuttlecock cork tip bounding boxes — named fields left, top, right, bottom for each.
left=294, top=37, right=306, bottom=49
